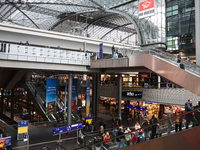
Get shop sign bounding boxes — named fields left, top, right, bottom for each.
left=126, top=105, right=146, bottom=110
left=139, top=0, right=155, bottom=19
left=122, top=90, right=143, bottom=98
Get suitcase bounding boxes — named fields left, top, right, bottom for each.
left=180, top=63, right=185, bottom=70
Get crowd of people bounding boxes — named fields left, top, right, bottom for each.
left=77, top=99, right=200, bottom=149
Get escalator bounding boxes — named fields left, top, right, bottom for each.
left=74, top=107, right=200, bottom=150
left=90, top=46, right=200, bottom=97
left=25, top=81, right=79, bottom=122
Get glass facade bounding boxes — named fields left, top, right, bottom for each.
left=166, top=0, right=195, bottom=51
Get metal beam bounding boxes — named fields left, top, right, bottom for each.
left=84, top=13, right=119, bottom=30
left=110, top=0, right=138, bottom=9
left=0, top=2, right=99, bottom=9
left=6, top=1, right=40, bottom=29
left=100, top=23, right=132, bottom=39
left=88, top=0, right=103, bottom=9
left=120, top=32, right=136, bottom=42
left=105, top=9, right=142, bottom=44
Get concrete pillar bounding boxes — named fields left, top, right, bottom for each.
left=67, top=74, right=73, bottom=125
left=158, top=76, right=161, bottom=89
left=195, top=0, right=200, bottom=65
left=118, top=74, right=122, bottom=120
left=0, top=90, right=4, bottom=117
left=11, top=88, right=14, bottom=124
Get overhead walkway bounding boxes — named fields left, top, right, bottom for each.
left=90, top=47, right=200, bottom=97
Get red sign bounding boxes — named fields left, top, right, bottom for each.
left=139, top=0, right=154, bottom=12
left=141, top=74, right=148, bottom=77
left=72, top=100, right=76, bottom=111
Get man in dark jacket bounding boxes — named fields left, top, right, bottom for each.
left=185, top=99, right=197, bottom=129
left=141, top=119, right=149, bottom=141
left=194, top=101, right=200, bottom=126
left=116, top=127, right=124, bottom=149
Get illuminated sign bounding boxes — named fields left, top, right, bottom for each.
left=139, top=0, right=155, bottom=19
left=122, top=90, right=143, bottom=98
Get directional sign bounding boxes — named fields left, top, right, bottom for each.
left=18, top=120, right=28, bottom=134
left=18, top=120, right=28, bottom=127
left=53, top=123, right=84, bottom=135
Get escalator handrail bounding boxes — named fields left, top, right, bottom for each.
left=145, top=46, right=200, bottom=69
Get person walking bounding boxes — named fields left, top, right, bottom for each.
left=185, top=99, right=197, bottom=129
left=177, top=52, right=181, bottom=68
left=124, top=128, right=131, bottom=146
left=141, top=119, right=149, bottom=141
left=174, top=106, right=184, bottom=132
left=112, top=128, right=118, bottom=144
left=116, top=126, right=125, bottom=149
left=150, top=115, right=158, bottom=139
left=94, top=135, right=102, bottom=150
left=167, top=106, right=173, bottom=135
left=194, top=102, right=200, bottom=126
left=103, top=132, right=110, bottom=149
left=111, top=45, right=115, bottom=58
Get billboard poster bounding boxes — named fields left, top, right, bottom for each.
left=46, top=78, right=57, bottom=114
left=99, top=43, right=103, bottom=59
left=139, top=0, right=155, bottom=19
left=72, top=78, right=78, bottom=111
left=86, top=78, right=90, bottom=117
left=0, top=139, right=5, bottom=148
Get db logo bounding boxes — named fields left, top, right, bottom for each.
left=142, top=1, right=151, bottom=9
left=139, top=0, right=154, bottom=12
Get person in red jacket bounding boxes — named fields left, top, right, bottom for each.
left=131, top=132, right=137, bottom=145
left=103, top=132, right=110, bottom=149
left=174, top=106, right=184, bottom=132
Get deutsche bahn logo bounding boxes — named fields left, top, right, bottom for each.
left=139, top=0, right=154, bottom=12
left=142, top=1, right=151, bottom=9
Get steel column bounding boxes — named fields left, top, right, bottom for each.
left=67, top=74, right=73, bottom=125
left=118, top=74, right=122, bottom=120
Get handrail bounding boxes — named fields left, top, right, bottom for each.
left=147, top=46, right=200, bottom=69
left=74, top=106, right=200, bottom=150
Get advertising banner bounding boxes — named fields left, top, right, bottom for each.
left=72, top=78, right=78, bottom=111
left=46, top=78, right=57, bottom=114
left=139, top=0, right=155, bottom=19
left=86, top=78, right=90, bottom=117
left=99, top=43, right=103, bottom=59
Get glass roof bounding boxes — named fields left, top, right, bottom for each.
left=0, top=0, right=166, bottom=45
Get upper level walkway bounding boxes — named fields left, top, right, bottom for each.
left=90, top=47, right=200, bottom=98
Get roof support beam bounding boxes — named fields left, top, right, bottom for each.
left=6, top=1, right=40, bottom=29
left=120, top=32, right=136, bottom=42
left=100, top=23, right=132, bottom=39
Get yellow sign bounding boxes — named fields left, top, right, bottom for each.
left=18, top=127, right=28, bottom=134
left=86, top=102, right=90, bottom=116
left=86, top=119, right=92, bottom=124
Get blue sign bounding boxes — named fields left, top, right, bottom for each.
left=99, top=43, right=103, bottom=59
left=86, top=114, right=93, bottom=119
left=72, top=78, right=78, bottom=105
left=23, top=112, right=29, bottom=115
left=5, top=137, right=12, bottom=147
left=126, top=105, right=146, bottom=110
left=18, top=120, right=28, bottom=127
left=53, top=123, right=84, bottom=135
left=46, top=78, right=57, bottom=114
